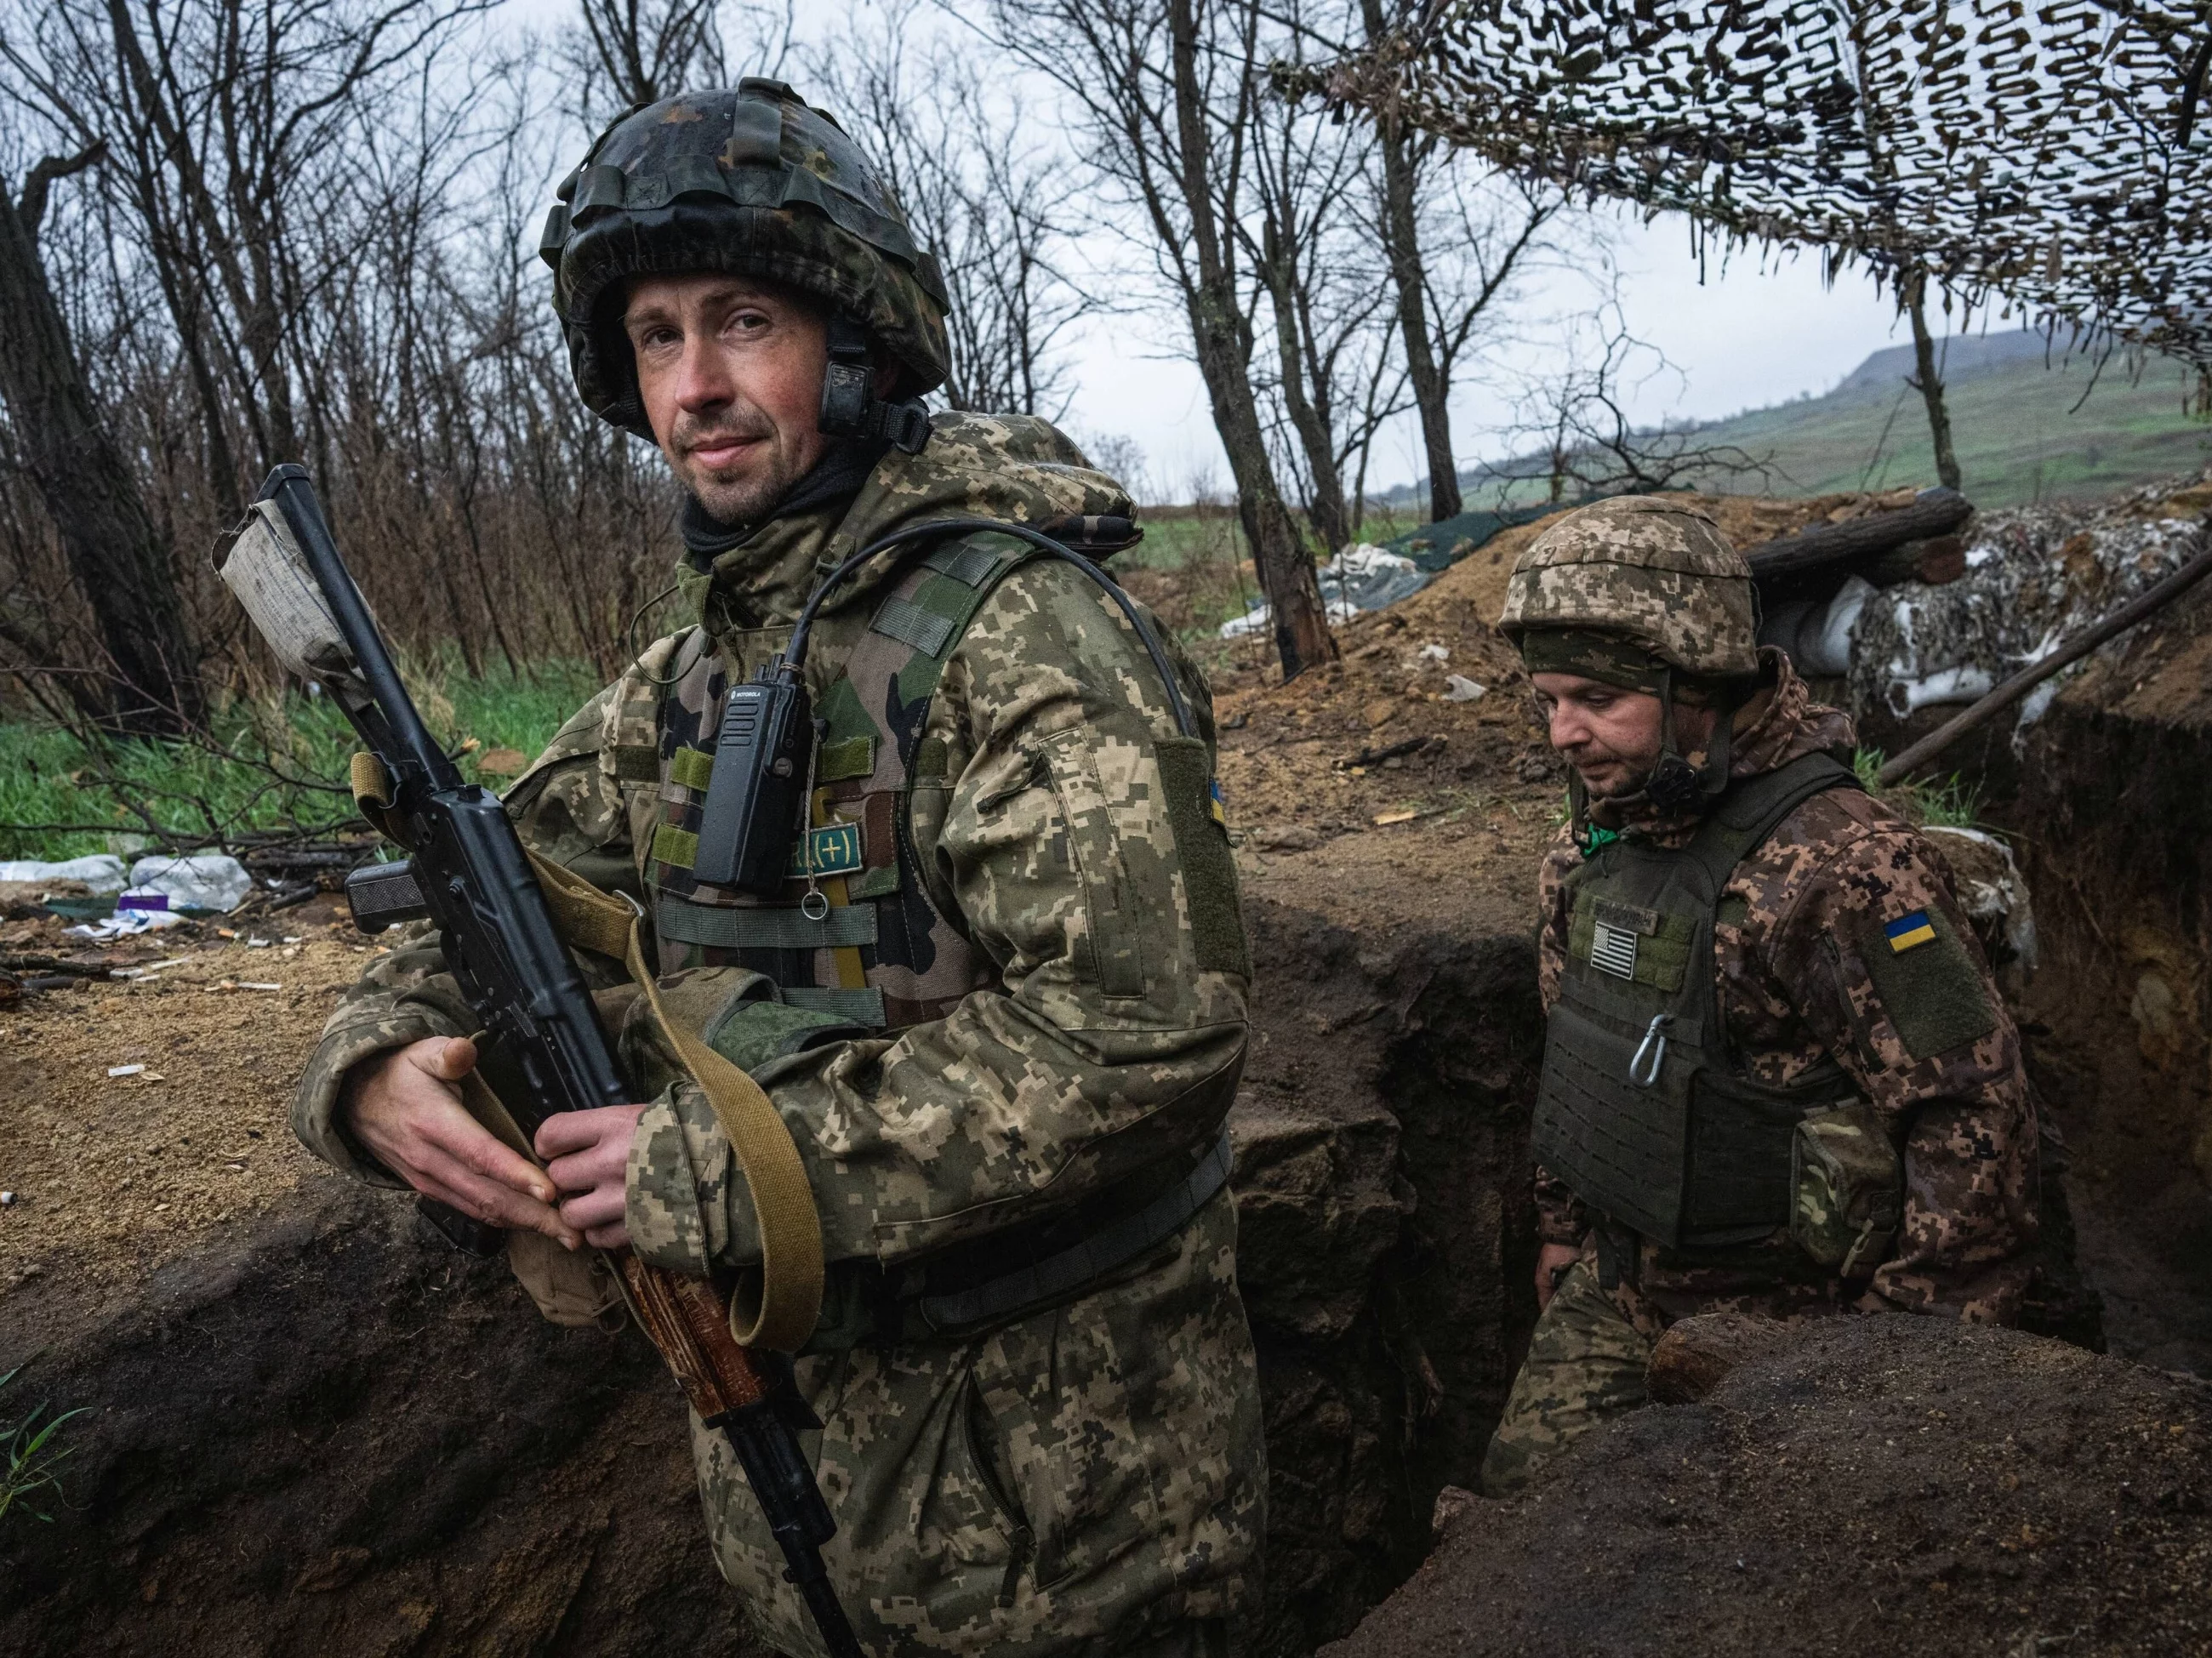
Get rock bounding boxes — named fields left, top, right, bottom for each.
left=1644, top=1312, right=1798, bottom=1404
left=1429, top=1484, right=1477, bottom=1538
left=1251, top=825, right=1322, bottom=852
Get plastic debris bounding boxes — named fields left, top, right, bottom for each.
left=67, top=909, right=187, bottom=939
left=237, top=981, right=284, bottom=992
left=1218, top=544, right=1433, bottom=639
left=1417, top=642, right=1451, bottom=662
left=2, top=1192, right=15, bottom=1207
left=127, top=853, right=253, bottom=915
left=107, top=1063, right=146, bottom=1078
left=1444, top=675, right=1487, bottom=702
left=0, top=855, right=128, bottom=894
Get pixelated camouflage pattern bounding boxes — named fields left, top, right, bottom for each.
left=543, top=81, right=951, bottom=436
left=691, top=1193, right=1261, bottom=1657
left=292, top=410, right=1263, bottom=1655
left=1529, top=652, right=2040, bottom=1330
left=1499, top=494, right=1760, bottom=677
left=1479, top=1259, right=1657, bottom=1496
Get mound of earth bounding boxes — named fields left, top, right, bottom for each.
left=1326, top=1315, right=2212, bottom=1658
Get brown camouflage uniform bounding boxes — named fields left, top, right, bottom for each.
left=293, top=413, right=1264, bottom=1657
left=1481, top=650, right=2040, bottom=1494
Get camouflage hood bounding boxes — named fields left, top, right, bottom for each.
left=681, top=412, right=1136, bottom=645
left=1584, top=647, right=1856, bottom=840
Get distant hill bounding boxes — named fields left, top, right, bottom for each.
left=1424, top=331, right=2210, bottom=510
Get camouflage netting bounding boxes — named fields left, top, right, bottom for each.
left=1294, top=2, right=2212, bottom=372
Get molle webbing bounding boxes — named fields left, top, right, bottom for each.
left=1531, top=751, right=1861, bottom=1249
left=648, top=530, right=1035, bottom=1030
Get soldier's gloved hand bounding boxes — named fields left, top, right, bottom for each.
left=1535, top=1242, right=1582, bottom=1311
left=341, top=1036, right=584, bottom=1249
left=537, top=1105, right=650, bottom=1251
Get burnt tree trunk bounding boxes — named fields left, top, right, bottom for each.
left=1905, top=270, right=1962, bottom=492
left=1167, top=0, right=1334, bottom=678
left=0, top=151, right=203, bottom=733
left=1364, top=0, right=1459, bottom=526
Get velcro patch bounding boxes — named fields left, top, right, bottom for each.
left=786, top=822, right=864, bottom=880
left=1861, top=906, right=1998, bottom=1060
left=1590, top=920, right=1639, bottom=979
left=1593, top=897, right=1661, bottom=937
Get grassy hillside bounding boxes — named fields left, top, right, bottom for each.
left=1449, top=332, right=2211, bottom=509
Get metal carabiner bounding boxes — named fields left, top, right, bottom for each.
left=1628, top=1013, right=1673, bottom=1088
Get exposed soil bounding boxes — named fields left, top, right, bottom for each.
left=1326, top=1315, right=2212, bottom=1658
left=1, top=480, right=2193, bottom=1655
left=0, top=902, right=372, bottom=1297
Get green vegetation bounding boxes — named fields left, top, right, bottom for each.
left=0, top=1365, right=85, bottom=1528
left=0, top=662, right=601, bottom=863
left=1687, top=346, right=2209, bottom=505
left=1853, top=747, right=1983, bottom=829
left=1426, top=333, right=2211, bottom=512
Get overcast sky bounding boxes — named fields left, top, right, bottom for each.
left=1065, top=205, right=1918, bottom=499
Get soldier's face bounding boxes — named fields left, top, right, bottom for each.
left=1531, top=672, right=1719, bottom=799
left=624, top=275, right=831, bottom=523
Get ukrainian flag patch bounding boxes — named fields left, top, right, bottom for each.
left=1208, top=778, right=1228, bottom=828
left=1884, top=909, right=1937, bottom=953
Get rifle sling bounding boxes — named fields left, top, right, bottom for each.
left=526, top=848, right=826, bottom=1352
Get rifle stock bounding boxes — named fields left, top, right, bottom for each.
left=219, top=464, right=862, bottom=1658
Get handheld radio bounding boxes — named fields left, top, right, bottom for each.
left=685, top=516, right=1191, bottom=896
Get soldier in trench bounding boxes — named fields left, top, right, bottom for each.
left=288, top=82, right=1263, bottom=1655
left=1481, top=495, right=2041, bottom=1496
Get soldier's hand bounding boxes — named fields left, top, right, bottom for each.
left=1535, top=1242, right=1582, bottom=1310
left=340, top=1036, right=583, bottom=1249
left=537, top=1105, right=650, bottom=1251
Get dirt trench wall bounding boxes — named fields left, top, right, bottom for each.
left=0, top=900, right=1546, bottom=1658
left=2005, top=635, right=2212, bottom=1376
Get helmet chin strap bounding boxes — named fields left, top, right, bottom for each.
left=1644, top=668, right=1738, bottom=818
left=817, top=314, right=932, bottom=453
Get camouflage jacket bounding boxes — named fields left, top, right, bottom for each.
left=1535, top=651, right=2040, bottom=1326
left=291, top=413, right=1263, bottom=1655
left=297, top=409, right=1251, bottom=1287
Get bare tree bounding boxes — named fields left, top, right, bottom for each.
left=565, top=0, right=791, bottom=118
left=1491, top=305, right=1773, bottom=501
left=0, top=134, right=202, bottom=731
left=807, top=3, right=1096, bottom=419
left=979, top=0, right=1335, bottom=680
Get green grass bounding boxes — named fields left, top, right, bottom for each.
left=0, top=662, right=601, bottom=863
left=0, top=1365, right=85, bottom=1529
left=1853, top=747, right=1983, bottom=829
left=1431, top=335, right=2212, bottom=511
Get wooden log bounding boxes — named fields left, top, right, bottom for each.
left=1746, top=487, right=1974, bottom=581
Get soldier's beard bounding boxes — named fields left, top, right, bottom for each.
left=670, top=409, right=811, bottom=527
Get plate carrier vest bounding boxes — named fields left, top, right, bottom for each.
left=615, top=528, right=1237, bottom=1343
left=1531, top=751, right=1865, bottom=1251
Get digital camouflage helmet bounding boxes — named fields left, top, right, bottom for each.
left=1501, top=496, right=1764, bottom=814
left=1497, top=495, right=1760, bottom=678
left=539, top=79, right=951, bottom=442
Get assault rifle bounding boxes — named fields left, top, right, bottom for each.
left=217, top=464, right=861, bottom=1658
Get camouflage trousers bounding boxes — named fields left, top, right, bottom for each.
left=695, top=1189, right=1264, bottom=1658
left=1478, top=1260, right=1659, bottom=1496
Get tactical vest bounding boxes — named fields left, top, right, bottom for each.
left=641, top=533, right=1034, bottom=1031
left=623, top=527, right=1236, bottom=1344
left=1531, top=752, right=1864, bottom=1251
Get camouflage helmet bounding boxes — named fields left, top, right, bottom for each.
left=1497, top=495, right=1759, bottom=679
left=539, top=79, right=951, bottom=439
